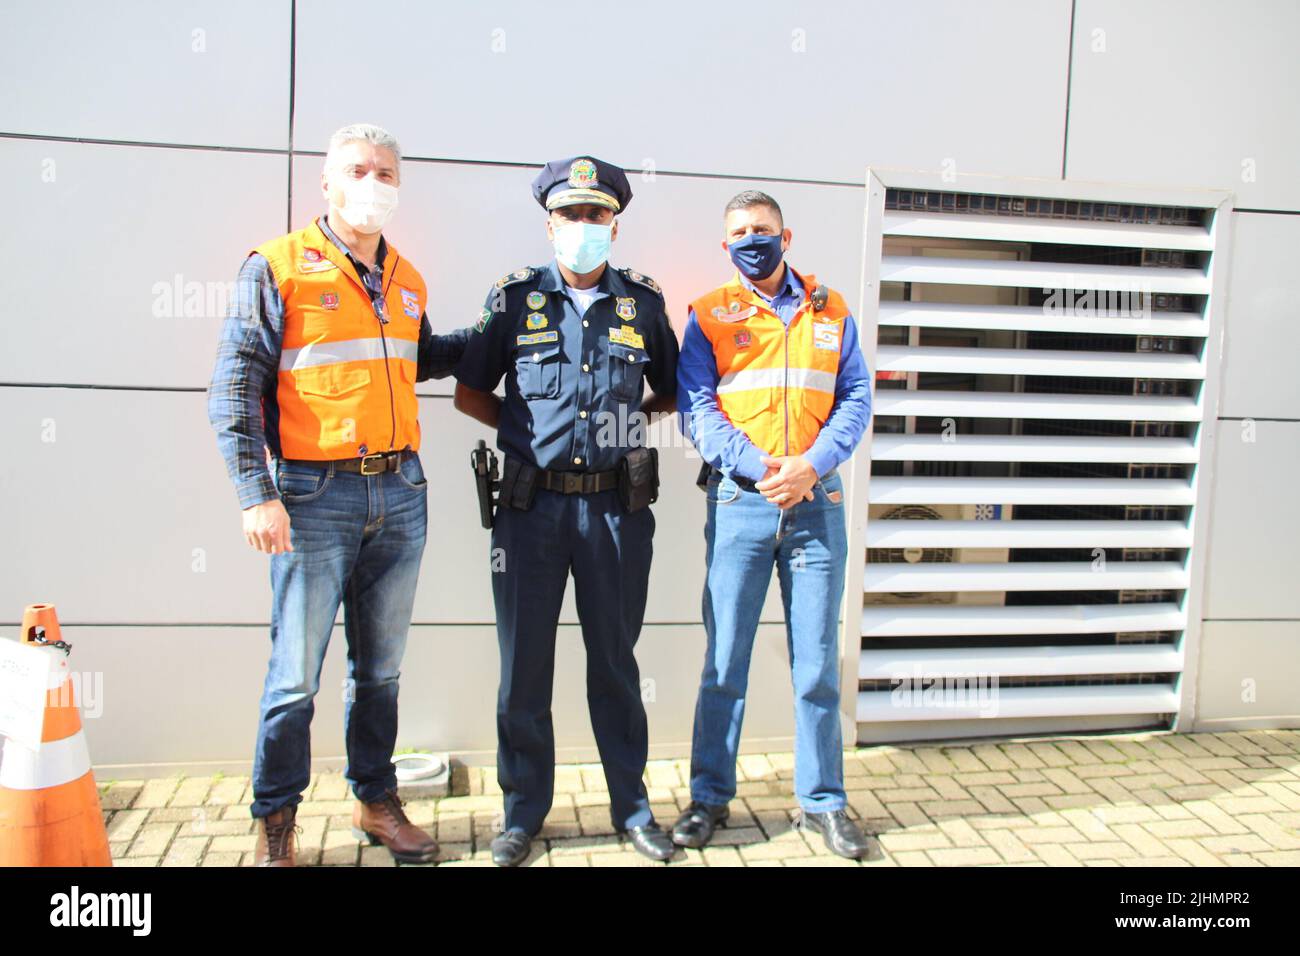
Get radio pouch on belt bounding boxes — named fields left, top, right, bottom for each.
left=498, top=456, right=539, bottom=512
left=618, top=446, right=659, bottom=513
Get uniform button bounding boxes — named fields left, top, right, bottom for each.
left=582, top=320, right=589, bottom=327
left=579, top=410, right=587, bottom=419
left=582, top=363, right=590, bottom=372
left=573, top=457, right=582, bottom=465
left=532, top=352, right=541, bottom=362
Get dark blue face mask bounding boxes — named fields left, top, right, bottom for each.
left=727, top=233, right=784, bottom=281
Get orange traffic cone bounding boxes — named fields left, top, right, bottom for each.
left=0, top=604, right=112, bottom=866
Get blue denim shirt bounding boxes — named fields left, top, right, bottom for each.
left=207, top=213, right=469, bottom=508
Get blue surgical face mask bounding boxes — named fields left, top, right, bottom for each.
left=727, top=232, right=784, bottom=280
left=552, top=220, right=612, bottom=274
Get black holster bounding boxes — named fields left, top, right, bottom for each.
left=618, top=446, right=659, bottom=513
left=498, top=456, right=539, bottom=512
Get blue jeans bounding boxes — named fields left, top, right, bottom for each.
left=249, top=452, right=428, bottom=818
left=689, top=467, right=848, bottom=813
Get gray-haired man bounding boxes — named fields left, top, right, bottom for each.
left=208, top=123, right=469, bottom=866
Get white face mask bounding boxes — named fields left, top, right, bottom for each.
left=335, top=173, right=399, bottom=234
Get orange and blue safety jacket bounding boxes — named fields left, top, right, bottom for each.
left=677, top=265, right=872, bottom=481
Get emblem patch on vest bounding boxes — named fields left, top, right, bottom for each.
left=400, top=288, right=420, bottom=319
left=813, top=322, right=840, bottom=351
left=718, top=305, right=757, bottom=323
left=525, top=312, right=548, bottom=330
left=526, top=290, right=547, bottom=310
left=319, top=291, right=339, bottom=310
left=298, top=249, right=337, bottom=274
left=733, top=330, right=752, bottom=349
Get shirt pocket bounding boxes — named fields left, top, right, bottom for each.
left=515, top=344, right=562, bottom=400
left=293, top=364, right=372, bottom=398
left=607, top=342, right=650, bottom=402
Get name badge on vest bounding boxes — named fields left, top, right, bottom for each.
left=297, top=248, right=337, bottom=274
left=813, top=322, right=840, bottom=351
left=715, top=303, right=757, bottom=323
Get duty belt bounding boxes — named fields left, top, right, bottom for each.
left=279, top=449, right=413, bottom=476
left=537, top=467, right=619, bottom=494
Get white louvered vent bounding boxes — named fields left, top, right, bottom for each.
left=839, top=170, right=1233, bottom=745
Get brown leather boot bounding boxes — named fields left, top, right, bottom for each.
left=254, top=805, right=300, bottom=867
left=351, top=789, right=438, bottom=864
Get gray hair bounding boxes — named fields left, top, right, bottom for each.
left=725, top=189, right=783, bottom=228
left=324, top=123, right=402, bottom=168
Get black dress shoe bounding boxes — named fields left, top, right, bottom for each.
left=490, top=829, right=533, bottom=867
left=670, top=802, right=730, bottom=849
left=802, top=809, right=874, bottom=860
left=622, top=822, right=676, bottom=861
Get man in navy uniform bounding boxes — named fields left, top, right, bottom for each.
left=453, top=156, right=680, bottom=866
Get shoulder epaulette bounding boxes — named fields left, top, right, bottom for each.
left=493, top=267, right=536, bottom=290
left=620, top=268, right=663, bottom=297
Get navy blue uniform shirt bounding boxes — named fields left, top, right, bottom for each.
left=455, top=259, right=678, bottom=472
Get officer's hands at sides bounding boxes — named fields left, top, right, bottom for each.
left=756, top=455, right=818, bottom=510
left=243, top=498, right=294, bottom=554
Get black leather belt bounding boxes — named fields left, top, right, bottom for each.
left=280, top=449, right=412, bottom=476
left=537, top=467, right=619, bottom=494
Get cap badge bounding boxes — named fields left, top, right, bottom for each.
left=568, top=158, right=598, bottom=188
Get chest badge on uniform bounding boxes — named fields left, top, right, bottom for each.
left=399, top=288, right=420, bottom=318
left=517, top=330, right=559, bottom=346
left=615, top=297, right=637, bottom=321
left=609, top=325, right=645, bottom=349
left=525, top=312, right=548, bottom=330
left=733, top=330, right=752, bottom=349
left=526, top=290, right=546, bottom=310
left=319, top=291, right=339, bottom=310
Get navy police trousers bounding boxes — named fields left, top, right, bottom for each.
left=490, top=486, right=655, bottom=834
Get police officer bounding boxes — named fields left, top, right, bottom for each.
left=453, top=156, right=679, bottom=866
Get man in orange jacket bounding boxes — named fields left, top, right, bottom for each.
left=673, top=190, right=875, bottom=859
left=208, top=123, right=468, bottom=866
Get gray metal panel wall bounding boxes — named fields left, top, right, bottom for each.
left=0, top=0, right=291, bottom=149
left=1067, top=0, right=1300, bottom=212
left=293, top=0, right=1072, bottom=183
left=0, top=1, right=1294, bottom=771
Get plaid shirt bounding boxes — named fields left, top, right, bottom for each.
left=207, top=216, right=468, bottom=509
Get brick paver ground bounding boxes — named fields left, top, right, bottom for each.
left=98, top=729, right=1300, bottom=867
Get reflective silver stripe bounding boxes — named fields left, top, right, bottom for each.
left=716, top=366, right=837, bottom=396
left=280, top=337, right=418, bottom=372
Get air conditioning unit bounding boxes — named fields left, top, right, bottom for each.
left=865, top=503, right=1013, bottom=607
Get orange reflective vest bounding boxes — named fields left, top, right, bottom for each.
left=690, top=268, right=848, bottom=458
left=255, top=218, right=427, bottom=460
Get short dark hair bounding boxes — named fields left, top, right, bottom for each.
left=724, top=190, right=783, bottom=229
